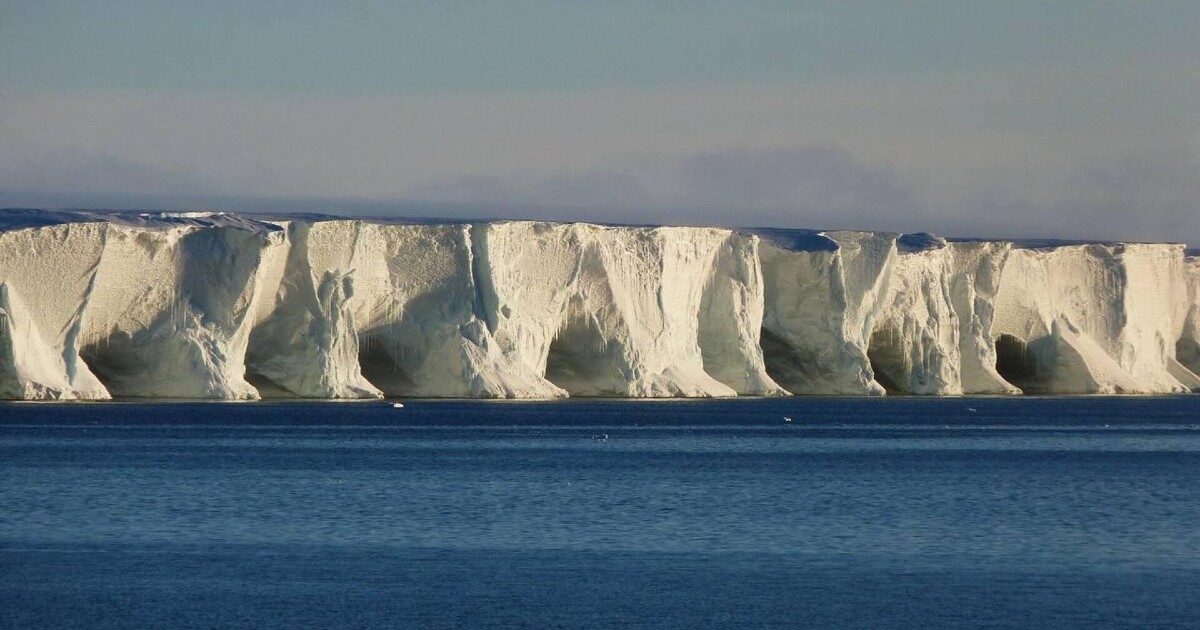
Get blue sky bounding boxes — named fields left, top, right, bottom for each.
left=1, top=1, right=1197, bottom=241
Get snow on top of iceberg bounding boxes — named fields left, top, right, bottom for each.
left=0, top=208, right=107, bottom=231
left=122, top=211, right=283, bottom=234
left=0, top=208, right=281, bottom=234
left=742, top=228, right=840, bottom=252
left=948, top=235, right=1189, bottom=250
left=896, top=232, right=947, bottom=252
left=0, top=208, right=1192, bottom=252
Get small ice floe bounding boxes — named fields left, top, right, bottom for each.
left=783, top=416, right=793, bottom=422
left=392, top=402, right=405, bottom=409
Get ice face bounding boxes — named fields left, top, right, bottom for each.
left=991, top=244, right=1195, bottom=394
left=481, top=222, right=784, bottom=397
left=1174, top=255, right=1200, bottom=385
left=0, top=222, right=111, bottom=400
left=757, top=230, right=896, bottom=395
left=0, top=209, right=1196, bottom=399
left=244, top=221, right=382, bottom=398
left=77, top=222, right=282, bottom=399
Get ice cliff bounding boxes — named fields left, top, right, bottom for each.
left=1, top=209, right=1197, bottom=399
left=1179, top=254, right=1200, bottom=382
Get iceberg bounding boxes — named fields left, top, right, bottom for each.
left=0, top=209, right=1196, bottom=399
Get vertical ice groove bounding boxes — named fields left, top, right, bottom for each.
left=697, top=232, right=786, bottom=395
left=948, top=241, right=1022, bottom=394
left=245, top=220, right=381, bottom=398
left=468, top=222, right=500, bottom=334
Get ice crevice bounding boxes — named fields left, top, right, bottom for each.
left=0, top=210, right=1197, bottom=399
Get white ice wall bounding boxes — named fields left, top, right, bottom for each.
left=947, top=241, right=1022, bottom=394
left=79, top=219, right=283, bottom=398
left=991, top=244, right=1195, bottom=394
left=245, top=221, right=381, bottom=398
left=481, top=222, right=782, bottom=397
left=696, top=231, right=784, bottom=395
left=867, top=238, right=1023, bottom=395
left=871, top=236, right=963, bottom=395
left=757, top=230, right=896, bottom=395
left=0, top=223, right=109, bottom=399
left=347, top=221, right=559, bottom=398
left=0, top=210, right=1196, bottom=399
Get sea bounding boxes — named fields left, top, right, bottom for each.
left=2, top=396, right=1199, bottom=629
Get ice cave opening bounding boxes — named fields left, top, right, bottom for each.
left=0, top=309, right=17, bottom=390
left=866, top=328, right=906, bottom=394
left=356, top=333, right=414, bottom=396
left=758, top=328, right=812, bottom=393
left=544, top=311, right=624, bottom=396
left=243, top=372, right=294, bottom=397
left=696, top=290, right=735, bottom=392
left=1179, top=338, right=1200, bottom=375
left=78, top=332, right=148, bottom=397
left=994, top=334, right=1039, bottom=392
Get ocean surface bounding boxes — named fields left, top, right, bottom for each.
left=2, top=397, right=1199, bottom=628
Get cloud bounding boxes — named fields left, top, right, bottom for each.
left=0, top=75, right=1196, bottom=244
left=674, top=148, right=924, bottom=229
left=4, top=144, right=1197, bottom=247
left=404, top=145, right=1200, bottom=243
left=0, top=150, right=217, bottom=197
left=945, top=150, right=1200, bottom=242
left=409, top=175, right=518, bottom=206
left=406, top=147, right=923, bottom=230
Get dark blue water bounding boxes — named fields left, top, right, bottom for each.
left=3, top=397, right=1200, bottom=628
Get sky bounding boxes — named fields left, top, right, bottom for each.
left=1, top=1, right=1198, bottom=242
